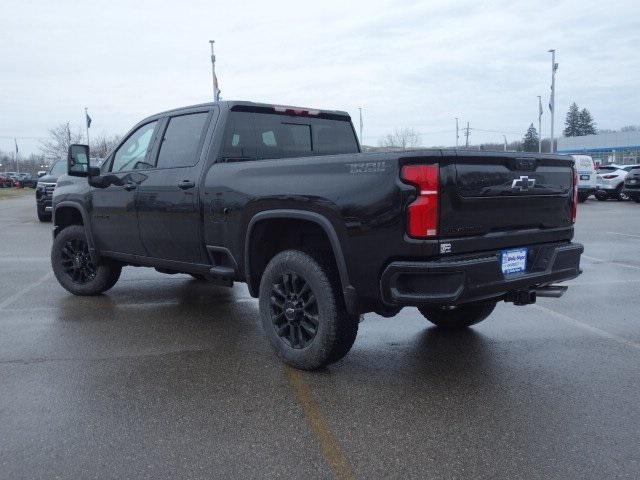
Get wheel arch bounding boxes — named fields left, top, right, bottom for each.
left=244, top=209, right=357, bottom=314
left=53, top=201, right=97, bottom=256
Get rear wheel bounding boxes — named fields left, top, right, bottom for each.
left=259, top=249, right=359, bottom=370
left=51, top=225, right=121, bottom=295
left=418, top=301, right=497, bottom=329
left=616, top=185, right=629, bottom=201
left=595, top=190, right=609, bottom=201
left=37, top=205, right=51, bottom=222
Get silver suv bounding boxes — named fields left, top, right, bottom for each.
left=595, top=164, right=640, bottom=201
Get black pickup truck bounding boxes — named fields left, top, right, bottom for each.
left=52, top=101, right=583, bottom=370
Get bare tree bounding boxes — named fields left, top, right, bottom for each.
left=379, top=128, right=421, bottom=150
left=39, top=123, right=83, bottom=160
left=90, top=134, right=121, bottom=159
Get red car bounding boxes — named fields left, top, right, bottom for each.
left=0, top=174, right=14, bottom=188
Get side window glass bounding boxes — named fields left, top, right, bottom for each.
left=156, top=112, right=209, bottom=169
left=112, top=121, right=157, bottom=172
left=221, top=112, right=257, bottom=160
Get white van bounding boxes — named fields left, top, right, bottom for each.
left=571, top=155, right=597, bottom=202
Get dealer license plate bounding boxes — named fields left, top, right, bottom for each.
left=580, top=174, right=590, bottom=180
left=501, top=248, right=528, bottom=275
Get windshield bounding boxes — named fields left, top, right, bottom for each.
left=48, top=161, right=67, bottom=177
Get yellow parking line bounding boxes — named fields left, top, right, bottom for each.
left=285, top=366, right=356, bottom=480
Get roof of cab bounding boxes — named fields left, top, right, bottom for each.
left=147, top=100, right=350, bottom=119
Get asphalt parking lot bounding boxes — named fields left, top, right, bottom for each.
left=1, top=193, right=639, bottom=479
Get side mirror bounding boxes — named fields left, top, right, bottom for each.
left=37, top=171, right=46, bottom=178
left=67, top=144, right=99, bottom=177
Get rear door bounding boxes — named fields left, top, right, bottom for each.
left=136, top=108, right=216, bottom=264
left=439, top=151, right=574, bottom=239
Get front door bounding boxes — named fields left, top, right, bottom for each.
left=136, top=110, right=213, bottom=264
left=91, top=120, right=159, bottom=256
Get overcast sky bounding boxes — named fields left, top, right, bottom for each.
left=1, top=0, right=638, bottom=156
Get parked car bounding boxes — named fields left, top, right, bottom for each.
left=0, top=173, right=13, bottom=188
left=35, top=160, right=66, bottom=221
left=623, top=167, right=640, bottom=203
left=51, top=100, right=583, bottom=370
left=14, top=172, right=38, bottom=188
left=595, top=164, right=640, bottom=201
left=571, top=155, right=597, bottom=202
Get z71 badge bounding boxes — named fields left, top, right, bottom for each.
left=346, top=161, right=387, bottom=174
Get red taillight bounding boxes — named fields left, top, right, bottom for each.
left=273, top=105, right=320, bottom=116
left=601, top=174, right=618, bottom=179
left=572, top=166, right=578, bottom=223
left=401, top=164, right=439, bottom=238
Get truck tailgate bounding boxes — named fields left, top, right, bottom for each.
left=439, top=151, right=574, bottom=247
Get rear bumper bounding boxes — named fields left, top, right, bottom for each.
left=380, top=242, right=583, bottom=306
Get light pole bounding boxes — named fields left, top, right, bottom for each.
left=455, top=117, right=459, bottom=149
left=548, top=49, right=558, bottom=153
left=503, top=135, right=507, bottom=151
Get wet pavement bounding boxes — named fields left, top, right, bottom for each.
left=1, top=193, right=639, bottom=479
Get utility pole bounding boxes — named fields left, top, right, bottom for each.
left=455, top=117, right=459, bottom=149
left=548, top=49, right=558, bottom=153
left=464, top=122, right=470, bottom=148
left=537, top=95, right=543, bottom=153
left=358, top=107, right=363, bottom=147
left=209, top=40, right=220, bottom=102
left=503, top=135, right=507, bottom=151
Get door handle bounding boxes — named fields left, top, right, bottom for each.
left=123, top=181, right=137, bottom=191
left=178, top=180, right=195, bottom=190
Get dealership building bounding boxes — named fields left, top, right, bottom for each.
left=557, top=131, right=640, bottom=166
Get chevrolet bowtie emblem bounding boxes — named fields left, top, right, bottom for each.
left=511, top=175, right=536, bottom=191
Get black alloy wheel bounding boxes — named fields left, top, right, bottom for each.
left=60, top=237, right=97, bottom=284
left=270, top=272, right=319, bottom=349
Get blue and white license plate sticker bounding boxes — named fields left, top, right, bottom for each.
left=501, top=248, right=527, bottom=275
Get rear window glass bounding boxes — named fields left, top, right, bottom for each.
left=597, top=166, right=616, bottom=173
left=220, top=111, right=358, bottom=161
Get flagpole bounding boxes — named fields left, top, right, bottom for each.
left=14, top=138, right=19, bottom=174
left=548, top=49, right=557, bottom=153
left=85, top=107, right=90, bottom=148
left=358, top=107, right=363, bottom=147
left=209, top=40, right=220, bottom=102
left=537, top=95, right=542, bottom=154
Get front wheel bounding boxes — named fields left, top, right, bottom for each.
left=418, top=301, right=497, bottom=329
left=37, top=206, right=51, bottom=222
left=259, top=250, right=359, bottom=370
left=578, top=192, right=589, bottom=203
left=51, top=225, right=121, bottom=295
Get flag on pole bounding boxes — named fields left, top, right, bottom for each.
left=86, top=111, right=92, bottom=129
left=538, top=96, right=543, bottom=119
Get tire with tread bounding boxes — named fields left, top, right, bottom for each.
left=418, top=301, right=497, bottom=329
left=37, top=206, right=51, bottom=222
left=52, top=225, right=121, bottom=296
left=259, top=249, right=358, bottom=370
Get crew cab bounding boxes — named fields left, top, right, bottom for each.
left=51, top=101, right=583, bottom=370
